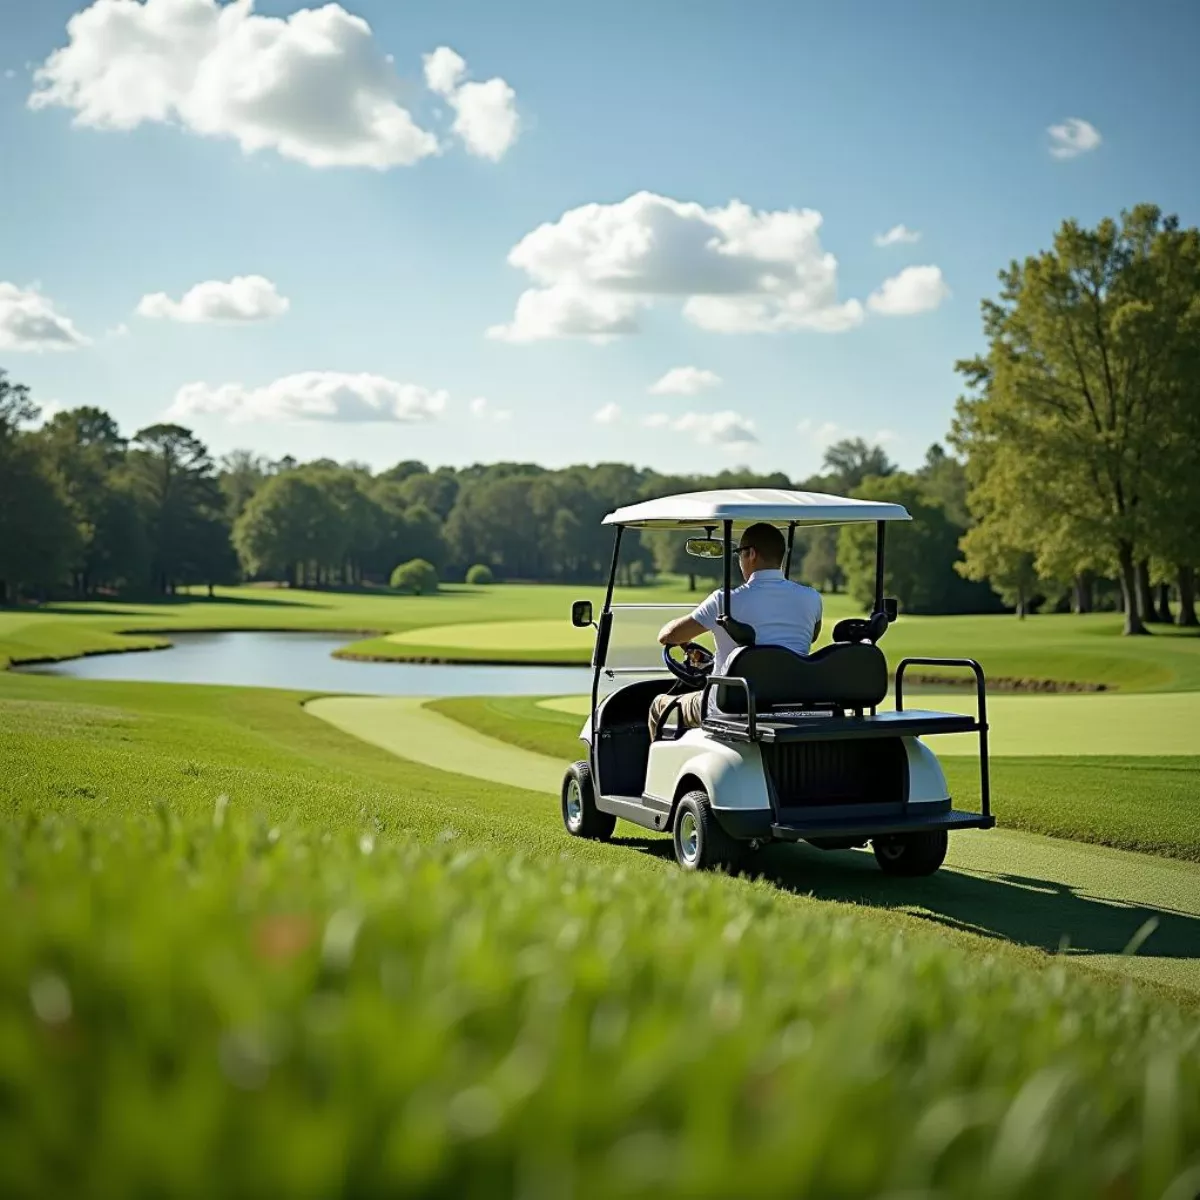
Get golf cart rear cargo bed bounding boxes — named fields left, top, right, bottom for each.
left=770, top=807, right=994, bottom=841
left=704, top=709, right=981, bottom=743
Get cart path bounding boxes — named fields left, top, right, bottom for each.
left=305, top=696, right=1200, bottom=995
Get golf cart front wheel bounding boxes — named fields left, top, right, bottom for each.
left=562, top=761, right=615, bottom=841
left=872, top=830, right=948, bottom=877
left=672, top=790, right=741, bottom=872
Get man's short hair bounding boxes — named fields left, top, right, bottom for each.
left=739, top=522, right=786, bottom=566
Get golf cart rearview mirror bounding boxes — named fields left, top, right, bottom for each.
left=571, top=599, right=594, bottom=628
left=884, top=597, right=898, bottom=622
left=685, top=538, right=725, bottom=560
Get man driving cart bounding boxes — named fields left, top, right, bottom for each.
left=650, top=522, right=823, bottom=737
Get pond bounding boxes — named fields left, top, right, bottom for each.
left=17, top=631, right=600, bottom=697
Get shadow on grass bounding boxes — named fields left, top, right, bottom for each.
left=610, top=835, right=1200, bottom=960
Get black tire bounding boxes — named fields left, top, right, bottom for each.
left=672, top=790, right=742, bottom=872
left=872, top=830, right=948, bottom=877
left=562, top=761, right=615, bottom=841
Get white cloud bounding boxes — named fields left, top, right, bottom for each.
left=489, top=191, right=864, bottom=342
left=1047, top=117, right=1101, bottom=159
left=423, top=45, right=519, bottom=161
left=487, top=285, right=640, bottom=343
left=797, top=418, right=901, bottom=451
left=867, top=265, right=950, bottom=316
left=167, top=371, right=447, bottom=424
left=137, top=275, right=289, bottom=323
left=0, top=282, right=89, bottom=351
left=648, top=366, right=722, bottom=396
left=874, top=224, right=921, bottom=247
left=29, top=0, right=440, bottom=170
left=593, top=402, right=621, bottom=425
left=105, top=322, right=130, bottom=339
left=468, top=396, right=511, bottom=422
left=642, top=409, right=757, bottom=447
left=3, top=69, right=15, bottom=81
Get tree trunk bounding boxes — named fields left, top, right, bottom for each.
left=1136, top=558, right=1156, bottom=622
left=1155, top=582, right=1172, bottom=624
left=1016, top=585, right=1027, bottom=620
left=1117, top=544, right=1148, bottom=634
left=1072, top=571, right=1094, bottom=613
left=1178, top=565, right=1198, bottom=627
left=207, top=582, right=215, bottom=599
left=688, top=573, right=696, bottom=592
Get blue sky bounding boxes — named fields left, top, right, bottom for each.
left=1, top=0, right=1197, bottom=479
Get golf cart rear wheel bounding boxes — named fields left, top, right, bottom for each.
left=672, top=790, right=741, bottom=872
left=872, top=830, right=948, bottom=877
left=562, top=761, right=615, bottom=841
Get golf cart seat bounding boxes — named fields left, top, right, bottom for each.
left=712, top=643, right=888, bottom=714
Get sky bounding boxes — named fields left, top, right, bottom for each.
left=1, top=0, right=1198, bottom=481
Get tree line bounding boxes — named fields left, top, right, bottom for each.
left=1, top=205, right=1196, bottom=633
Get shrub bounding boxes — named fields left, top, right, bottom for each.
left=390, top=558, right=438, bottom=595
left=465, top=564, right=493, bottom=586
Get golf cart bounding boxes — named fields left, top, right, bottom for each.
left=561, top=489, right=994, bottom=875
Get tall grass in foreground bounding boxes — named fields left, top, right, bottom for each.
left=2, top=803, right=1198, bottom=1199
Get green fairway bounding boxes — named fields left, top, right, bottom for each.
left=4, top=583, right=1200, bottom=692
left=424, top=695, right=1200, bottom=862
left=4, top=671, right=1200, bottom=1194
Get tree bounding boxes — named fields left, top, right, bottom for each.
left=822, top=438, right=896, bottom=490
left=38, top=407, right=142, bottom=595
left=218, top=450, right=274, bottom=523
left=0, top=373, right=79, bottom=601
left=391, top=558, right=438, bottom=595
left=839, top=473, right=997, bottom=614
left=128, top=424, right=223, bottom=594
left=233, top=473, right=334, bottom=585
left=953, top=205, right=1200, bottom=635
left=466, top=564, right=493, bottom=585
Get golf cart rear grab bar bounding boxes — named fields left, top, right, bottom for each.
left=701, top=674, right=757, bottom=739
left=895, top=657, right=990, bottom=819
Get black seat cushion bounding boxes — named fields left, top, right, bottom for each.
left=713, top=643, right=888, bottom=713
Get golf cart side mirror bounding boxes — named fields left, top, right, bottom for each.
left=884, top=597, right=898, bottom=622
left=685, top=538, right=725, bottom=560
left=571, top=599, right=594, bottom=628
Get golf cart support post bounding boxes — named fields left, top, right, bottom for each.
left=565, top=488, right=995, bottom=873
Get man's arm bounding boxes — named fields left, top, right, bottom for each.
left=658, top=614, right=707, bottom=646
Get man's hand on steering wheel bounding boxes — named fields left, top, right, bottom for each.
left=662, top=641, right=714, bottom=686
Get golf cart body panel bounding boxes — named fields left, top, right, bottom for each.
left=561, top=488, right=995, bottom=872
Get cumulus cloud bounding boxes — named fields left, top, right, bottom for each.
left=167, top=371, right=447, bottom=423
left=642, top=409, right=757, bottom=447
left=488, top=191, right=865, bottom=342
left=423, top=46, right=519, bottom=161
left=648, top=366, right=722, bottom=396
left=797, top=417, right=899, bottom=451
left=469, top=396, right=511, bottom=422
left=29, top=0, right=442, bottom=170
left=867, top=265, right=950, bottom=316
left=1047, top=117, right=1101, bottom=159
left=593, top=402, right=621, bottom=425
left=137, top=275, right=289, bottom=323
left=0, top=282, right=89, bottom=351
left=874, top=223, right=921, bottom=247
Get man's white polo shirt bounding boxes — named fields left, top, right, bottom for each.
left=690, top=570, right=822, bottom=711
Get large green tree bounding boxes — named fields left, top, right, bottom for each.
left=953, top=205, right=1200, bottom=635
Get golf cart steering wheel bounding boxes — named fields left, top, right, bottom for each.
left=662, top=642, right=715, bottom=686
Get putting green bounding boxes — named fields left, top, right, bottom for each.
left=536, top=691, right=1200, bottom=757
left=305, top=695, right=1200, bottom=994
left=386, top=620, right=594, bottom=652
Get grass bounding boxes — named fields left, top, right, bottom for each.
left=426, top=696, right=1200, bottom=862
left=3, top=583, right=1200, bottom=691
left=2, top=671, right=1200, bottom=1195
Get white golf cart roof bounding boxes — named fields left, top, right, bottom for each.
left=603, top=488, right=911, bottom=530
